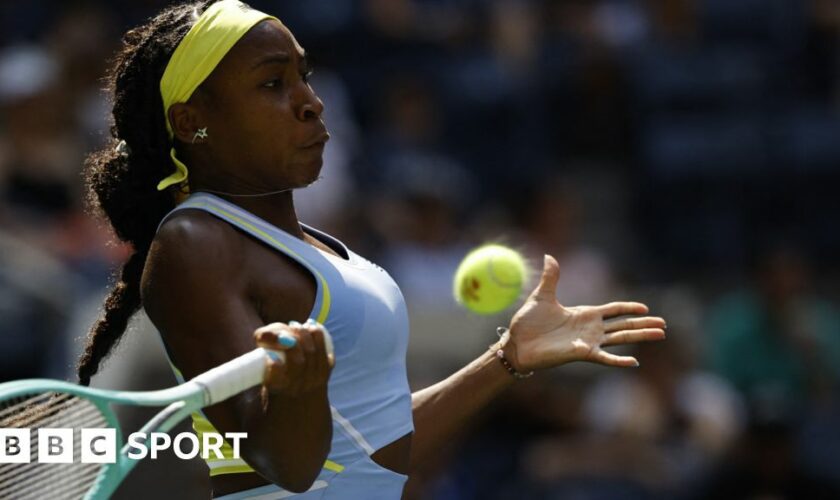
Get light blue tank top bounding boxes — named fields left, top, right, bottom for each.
left=157, top=192, right=414, bottom=498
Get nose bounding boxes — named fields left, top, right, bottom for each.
left=297, top=86, right=325, bottom=122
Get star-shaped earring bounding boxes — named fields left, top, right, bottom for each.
left=192, top=127, right=208, bottom=143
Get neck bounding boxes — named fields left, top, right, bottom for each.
left=200, top=188, right=304, bottom=240
left=187, top=158, right=305, bottom=239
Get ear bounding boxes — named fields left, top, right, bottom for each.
left=168, top=102, right=205, bottom=144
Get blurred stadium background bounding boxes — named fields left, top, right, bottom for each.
left=1, top=0, right=840, bottom=498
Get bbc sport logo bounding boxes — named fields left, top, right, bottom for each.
left=0, top=428, right=246, bottom=463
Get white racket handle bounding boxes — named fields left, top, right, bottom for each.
left=191, top=348, right=269, bottom=405
left=191, top=328, right=333, bottom=405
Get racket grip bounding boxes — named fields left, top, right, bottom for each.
left=190, top=326, right=333, bottom=405
left=191, top=348, right=270, bottom=405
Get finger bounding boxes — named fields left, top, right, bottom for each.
left=254, top=323, right=298, bottom=350
left=309, top=324, right=332, bottom=384
left=299, top=324, right=323, bottom=389
left=529, top=254, right=561, bottom=302
left=307, top=320, right=336, bottom=368
left=305, top=320, right=330, bottom=364
left=604, top=316, right=666, bottom=333
left=295, top=323, right=317, bottom=355
left=591, top=349, right=640, bottom=368
left=282, top=321, right=307, bottom=365
left=264, top=350, right=286, bottom=384
left=596, top=301, right=649, bottom=318
left=602, top=328, right=666, bottom=347
left=308, top=325, right=328, bottom=379
left=286, top=324, right=315, bottom=388
left=283, top=336, right=306, bottom=367
left=264, top=349, right=287, bottom=365
left=263, top=346, right=291, bottom=392
left=259, top=323, right=304, bottom=391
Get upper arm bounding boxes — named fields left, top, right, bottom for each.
left=141, top=211, right=332, bottom=489
left=142, top=211, right=261, bottom=377
left=141, top=211, right=273, bottom=440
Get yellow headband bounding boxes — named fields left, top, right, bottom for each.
left=157, top=0, right=278, bottom=191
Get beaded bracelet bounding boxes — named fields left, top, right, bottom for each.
left=489, top=327, right=534, bottom=379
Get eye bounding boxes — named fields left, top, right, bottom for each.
left=263, top=78, right=282, bottom=89
left=301, top=68, right=313, bottom=83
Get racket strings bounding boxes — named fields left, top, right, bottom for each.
left=0, top=403, right=104, bottom=484
left=0, top=392, right=109, bottom=500
left=0, top=392, right=69, bottom=424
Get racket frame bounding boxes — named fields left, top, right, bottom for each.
left=0, top=347, right=270, bottom=499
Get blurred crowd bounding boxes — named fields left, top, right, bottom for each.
left=1, top=0, right=839, bottom=498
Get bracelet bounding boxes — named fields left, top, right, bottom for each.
left=489, top=327, right=534, bottom=379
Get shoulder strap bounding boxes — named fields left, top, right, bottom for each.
left=157, top=192, right=331, bottom=324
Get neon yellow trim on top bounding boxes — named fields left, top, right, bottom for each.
left=166, top=199, right=333, bottom=476
left=323, top=460, right=345, bottom=473
left=208, top=461, right=344, bottom=477
left=157, top=0, right=278, bottom=191
left=209, top=464, right=255, bottom=476
left=190, top=201, right=332, bottom=323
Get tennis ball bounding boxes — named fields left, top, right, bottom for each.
left=453, top=244, right=528, bottom=315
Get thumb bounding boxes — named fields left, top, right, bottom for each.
left=530, top=254, right=561, bottom=302
left=254, top=322, right=298, bottom=350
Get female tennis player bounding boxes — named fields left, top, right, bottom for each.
left=76, top=1, right=666, bottom=498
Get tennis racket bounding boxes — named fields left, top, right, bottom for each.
left=0, top=328, right=333, bottom=500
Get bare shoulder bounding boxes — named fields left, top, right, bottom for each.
left=141, top=209, right=245, bottom=310
left=155, top=209, right=242, bottom=258
left=141, top=207, right=317, bottom=354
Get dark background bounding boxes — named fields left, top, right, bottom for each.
left=1, top=0, right=839, bottom=498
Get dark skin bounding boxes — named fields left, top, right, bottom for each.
left=143, top=17, right=666, bottom=498
left=142, top=20, right=410, bottom=496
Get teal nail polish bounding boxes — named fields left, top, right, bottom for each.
left=278, top=335, right=297, bottom=348
left=266, top=350, right=282, bottom=362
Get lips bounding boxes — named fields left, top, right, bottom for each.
left=302, top=131, right=330, bottom=149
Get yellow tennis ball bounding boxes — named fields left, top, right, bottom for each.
left=453, top=244, right=527, bottom=315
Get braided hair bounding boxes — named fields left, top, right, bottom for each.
left=77, top=1, right=217, bottom=386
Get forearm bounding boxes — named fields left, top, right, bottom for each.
left=242, top=386, right=332, bottom=492
left=409, top=343, right=516, bottom=471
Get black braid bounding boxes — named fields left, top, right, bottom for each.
left=77, top=1, right=218, bottom=386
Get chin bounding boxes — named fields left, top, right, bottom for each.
left=301, top=159, right=324, bottom=186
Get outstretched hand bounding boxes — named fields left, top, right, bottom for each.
left=504, top=255, right=666, bottom=372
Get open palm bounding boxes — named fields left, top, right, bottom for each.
left=505, top=255, right=666, bottom=372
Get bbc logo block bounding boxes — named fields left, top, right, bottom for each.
left=0, top=428, right=116, bottom=464
left=0, top=429, right=246, bottom=463
left=0, top=429, right=30, bottom=463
